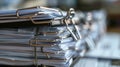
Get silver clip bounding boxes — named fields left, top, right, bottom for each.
left=71, top=18, right=82, bottom=39
left=34, top=46, right=38, bottom=67
left=64, top=8, right=82, bottom=41
left=16, top=6, right=40, bottom=19
left=33, top=37, right=38, bottom=67
left=29, top=38, right=56, bottom=47
left=64, top=19, right=78, bottom=41
left=69, top=8, right=82, bottom=40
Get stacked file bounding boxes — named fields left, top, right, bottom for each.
left=0, top=7, right=81, bottom=67
left=0, top=6, right=105, bottom=67
left=0, top=27, right=75, bottom=67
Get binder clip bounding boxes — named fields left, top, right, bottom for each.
left=29, top=38, right=57, bottom=47
left=16, top=6, right=42, bottom=19
left=63, top=8, right=81, bottom=41
left=30, top=7, right=63, bottom=25
left=16, top=6, right=63, bottom=25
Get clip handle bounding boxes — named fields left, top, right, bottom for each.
left=71, top=19, right=82, bottom=39
left=16, top=6, right=40, bottom=19
left=34, top=46, right=38, bottom=67
left=64, top=19, right=78, bottom=41
left=30, top=17, right=51, bottom=24
left=29, top=39, right=55, bottom=47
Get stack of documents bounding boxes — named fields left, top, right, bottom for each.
left=0, top=7, right=80, bottom=67
left=0, top=27, right=75, bottom=67
left=0, top=6, right=106, bottom=67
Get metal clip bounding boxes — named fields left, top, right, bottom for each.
left=33, top=27, right=39, bottom=67
left=34, top=46, right=38, bottom=67
left=30, top=7, right=63, bottom=25
left=30, top=17, right=51, bottom=24
left=29, top=39, right=56, bottom=47
left=16, top=6, right=50, bottom=25
left=16, top=6, right=63, bottom=25
left=71, top=18, right=82, bottom=39
left=69, top=8, right=82, bottom=40
left=16, top=6, right=40, bottom=19
left=64, top=19, right=78, bottom=41
left=64, top=8, right=81, bottom=41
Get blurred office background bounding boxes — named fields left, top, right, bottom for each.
left=0, top=0, right=119, bottom=33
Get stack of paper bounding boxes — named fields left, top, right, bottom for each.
left=0, top=6, right=105, bottom=67
left=0, top=7, right=80, bottom=67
